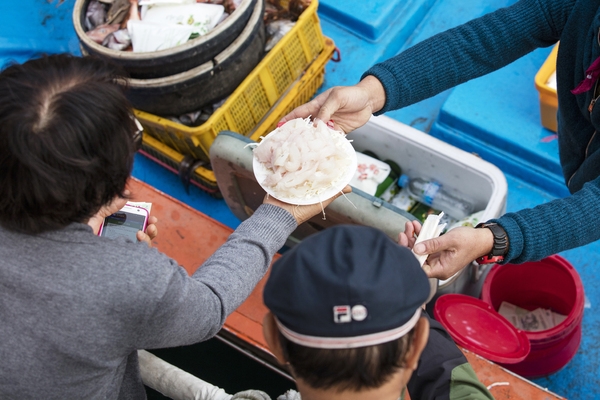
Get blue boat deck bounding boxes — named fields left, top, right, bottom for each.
left=2, top=0, right=597, bottom=398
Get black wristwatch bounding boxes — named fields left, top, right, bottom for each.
left=475, top=222, right=508, bottom=264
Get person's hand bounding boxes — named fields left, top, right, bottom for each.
left=263, top=185, right=352, bottom=225
left=136, top=215, right=158, bottom=247
left=87, top=193, right=129, bottom=235
left=279, top=76, right=386, bottom=133
left=398, top=220, right=423, bottom=249
left=411, top=226, right=495, bottom=280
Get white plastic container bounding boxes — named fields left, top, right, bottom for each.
left=210, top=115, right=507, bottom=299
left=348, top=115, right=506, bottom=223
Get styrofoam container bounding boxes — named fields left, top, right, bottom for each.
left=349, top=116, right=507, bottom=298
left=210, top=115, right=507, bottom=299
left=349, top=116, right=506, bottom=221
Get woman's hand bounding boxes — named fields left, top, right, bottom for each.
left=88, top=190, right=158, bottom=247
left=136, top=215, right=158, bottom=247
left=398, top=220, right=423, bottom=249
left=87, top=194, right=128, bottom=235
left=410, top=226, right=495, bottom=280
left=263, top=185, right=352, bottom=225
left=280, top=76, right=386, bottom=133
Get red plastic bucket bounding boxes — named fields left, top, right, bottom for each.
left=481, top=255, right=585, bottom=378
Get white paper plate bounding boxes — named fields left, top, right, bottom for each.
left=252, top=132, right=357, bottom=206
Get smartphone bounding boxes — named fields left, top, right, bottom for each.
left=98, top=204, right=149, bottom=242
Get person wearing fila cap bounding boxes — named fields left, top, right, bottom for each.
left=262, top=225, right=493, bottom=400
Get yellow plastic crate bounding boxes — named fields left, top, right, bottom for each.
left=534, top=44, right=558, bottom=132
left=135, top=0, right=326, bottom=162
left=138, top=36, right=337, bottom=196
left=139, top=135, right=221, bottom=196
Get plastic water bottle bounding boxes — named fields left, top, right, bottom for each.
left=398, top=174, right=474, bottom=220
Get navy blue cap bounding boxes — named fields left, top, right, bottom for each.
left=263, top=225, right=430, bottom=349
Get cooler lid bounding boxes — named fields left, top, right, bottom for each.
left=433, top=294, right=530, bottom=364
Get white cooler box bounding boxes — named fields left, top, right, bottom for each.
left=210, top=115, right=507, bottom=300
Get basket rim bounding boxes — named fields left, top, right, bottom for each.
left=73, top=0, right=256, bottom=59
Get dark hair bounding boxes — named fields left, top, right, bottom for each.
left=0, top=54, right=135, bottom=234
left=279, top=329, right=415, bottom=392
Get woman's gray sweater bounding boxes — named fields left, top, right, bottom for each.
left=0, top=204, right=296, bottom=399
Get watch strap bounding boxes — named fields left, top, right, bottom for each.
left=475, top=222, right=508, bottom=264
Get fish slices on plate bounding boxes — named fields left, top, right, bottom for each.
left=252, top=117, right=356, bottom=204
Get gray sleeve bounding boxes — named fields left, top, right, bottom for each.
left=135, top=204, right=296, bottom=349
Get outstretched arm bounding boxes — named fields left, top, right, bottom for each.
left=403, top=175, right=600, bottom=278
left=283, top=0, right=565, bottom=133
left=135, top=187, right=352, bottom=349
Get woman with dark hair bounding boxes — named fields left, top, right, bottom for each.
left=0, top=53, right=137, bottom=234
left=0, top=54, right=347, bottom=399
